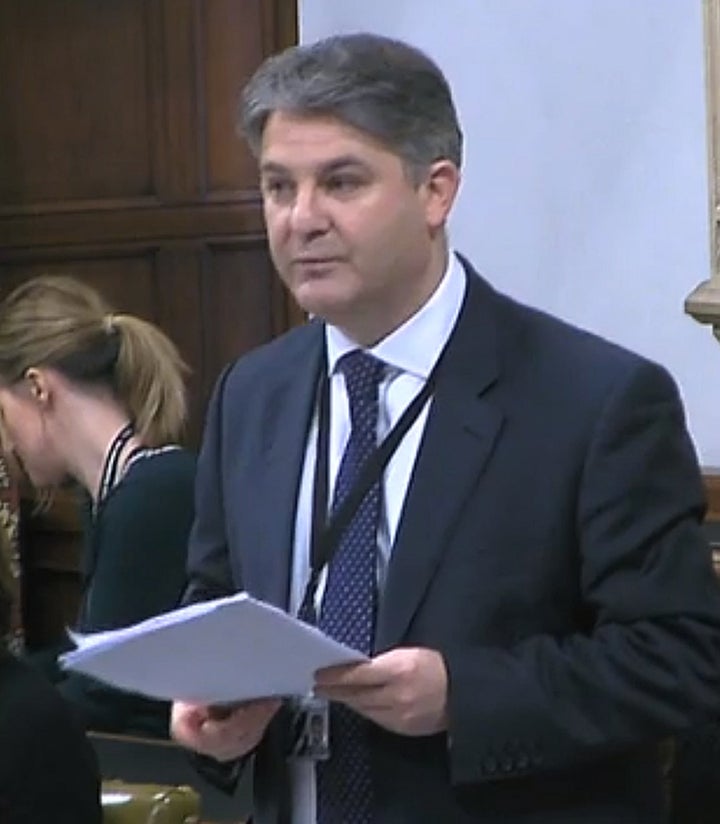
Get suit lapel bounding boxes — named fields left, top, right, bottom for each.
left=243, top=324, right=325, bottom=609
left=376, top=272, right=505, bottom=649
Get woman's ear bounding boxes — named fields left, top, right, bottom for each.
left=23, top=368, right=50, bottom=408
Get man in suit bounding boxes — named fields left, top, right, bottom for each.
left=171, top=33, right=720, bottom=823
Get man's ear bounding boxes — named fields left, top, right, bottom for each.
left=421, top=159, right=461, bottom=232
left=23, top=368, right=51, bottom=408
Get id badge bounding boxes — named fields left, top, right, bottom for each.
left=287, top=695, right=330, bottom=761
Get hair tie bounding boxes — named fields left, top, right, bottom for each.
left=103, top=314, right=116, bottom=334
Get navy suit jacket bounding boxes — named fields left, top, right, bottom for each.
left=186, top=259, right=720, bottom=823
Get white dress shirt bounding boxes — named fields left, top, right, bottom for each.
left=288, top=251, right=466, bottom=824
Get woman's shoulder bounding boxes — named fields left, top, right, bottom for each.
left=120, top=446, right=196, bottom=490
left=127, top=445, right=196, bottom=473
left=96, top=447, right=195, bottom=527
left=96, top=447, right=195, bottom=522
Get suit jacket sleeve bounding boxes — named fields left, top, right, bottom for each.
left=182, top=363, right=249, bottom=792
left=184, top=363, right=237, bottom=605
left=444, top=358, right=720, bottom=784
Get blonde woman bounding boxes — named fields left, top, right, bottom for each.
left=0, top=275, right=195, bottom=737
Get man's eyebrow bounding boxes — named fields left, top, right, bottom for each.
left=259, top=161, right=290, bottom=176
left=259, top=156, right=370, bottom=176
left=318, top=156, right=369, bottom=175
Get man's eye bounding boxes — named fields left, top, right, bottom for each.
left=325, top=176, right=361, bottom=193
left=262, top=179, right=294, bottom=199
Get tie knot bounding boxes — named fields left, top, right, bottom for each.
left=336, top=350, right=384, bottom=407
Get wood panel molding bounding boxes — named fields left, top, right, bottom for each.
left=0, top=200, right=264, bottom=250
left=705, top=470, right=720, bottom=521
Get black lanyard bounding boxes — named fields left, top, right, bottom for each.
left=298, top=353, right=443, bottom=621
left=94, top=422, right=134, bottom=516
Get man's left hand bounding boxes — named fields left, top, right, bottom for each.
left=314, top=647, right=448, bottom=736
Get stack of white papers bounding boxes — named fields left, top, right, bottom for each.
left=60, top=592, right=366, bottom=704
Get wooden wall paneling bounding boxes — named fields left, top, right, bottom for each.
left=0, top=0, right=300, bottom=656
left=201, top=0, right=266, bottom=195
left=0, top=249, right=158, bottom=313
left=0, top=0, right=153, bottom=211
left=251, top=0, right=306, bottom=329
left=0, top=202, right=265, bottom=251
left=151, top=0, right=204, bottom=201
left=705, top=471, right=720, bottom=522
left=20, top=491, right=83, bottom=649
left=261, top=0, right=299, bottom=57
left=154, top=245, right=206, bottom=443
left=200, top=0, right=300, bottom=198
left=0, top=0, right=301, bottom=446
left=201, top=237, right=279, bottom=387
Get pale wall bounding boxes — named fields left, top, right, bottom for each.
left=300, top=0, right=720, bottom=466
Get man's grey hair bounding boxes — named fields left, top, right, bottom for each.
left=239, top=32, right=463, bottom=180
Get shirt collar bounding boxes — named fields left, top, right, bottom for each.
left=325, top=251, right=466, bottom=379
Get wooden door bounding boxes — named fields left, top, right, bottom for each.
left=0, top=0, right=299, bottom=442
left=0, top=0, right=298, bottom=647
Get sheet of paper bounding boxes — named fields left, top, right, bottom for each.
left=59, top=592, right=367, bottom=704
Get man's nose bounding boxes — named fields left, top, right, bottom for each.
left=289, top=186, right=329, bottom=236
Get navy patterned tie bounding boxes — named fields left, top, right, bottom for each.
left=316, top=349, right=384, bottom=824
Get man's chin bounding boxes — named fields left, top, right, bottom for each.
left=292, top=286, right=355, bottom=324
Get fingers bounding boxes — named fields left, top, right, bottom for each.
left=319, top=684, right=395, bottom=715
left=170, top=700, right=209, bottom=743
left=207, top=701, right=242, bottom=721
left=314, top=648, right=421, bottom=693
left=315, top=657, right=391, bottom=689
left=171, top=698, right=281, bottom=761
left=314, top=648, right=449, bottom=736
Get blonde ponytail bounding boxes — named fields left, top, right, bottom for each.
left=110, top=314, right=188, bottom=447
left=0, top=275, right=189, bottom=448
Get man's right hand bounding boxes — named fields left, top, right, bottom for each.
left=170, top=698, right=281, bottom=762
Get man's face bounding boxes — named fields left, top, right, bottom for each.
left=259, top=111, right=457, bottom=343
